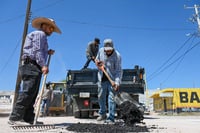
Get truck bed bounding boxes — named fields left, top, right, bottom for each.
left=67, top=68, right=145, bottom=95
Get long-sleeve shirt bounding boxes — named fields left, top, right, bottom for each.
left=96, top=47, right=122, bottom=86
left=86, top=41, right=99, bottom=60
left=22, top=30, right=48, bottom=67
left=42, top=87, right=53, bottom=100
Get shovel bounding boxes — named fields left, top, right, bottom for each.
left=96, top=61, right=140, bottom=107
left=114, top=92, right=140, bottom=107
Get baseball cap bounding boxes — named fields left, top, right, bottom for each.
left=94, top=38, right=100, bottom=44
left=104, top=39, right=113, bottom=51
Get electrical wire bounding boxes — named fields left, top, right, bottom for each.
left=58, top=18, right=195, bottom=31
left=160, top=36, right=197, bottom=85
left=147, top=37, right=200, bottom=82
left=147, top=34, right=195, bottom=81
left=31, top=0, right=64, bottom=19
left=0, top=0, right=64, bottom=75
left=0, top=14, right=25, bottom=24
left=0, top=38, right=21, bottom=75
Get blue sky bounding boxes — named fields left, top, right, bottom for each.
left=0, top=0, right=200, bottom=91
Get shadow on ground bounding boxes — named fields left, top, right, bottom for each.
left=0, top=113, right=9, bottom=117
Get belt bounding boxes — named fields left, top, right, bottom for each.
left=22, top=57, right=41, bottom=69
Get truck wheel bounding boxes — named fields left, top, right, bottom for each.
left=65, top=105, right=73, bottom=116
left=72, top=98, right=81, bottom=118
left=74, top=111, right=81, bottom=118
left=80, top=111, right=89, bottom=118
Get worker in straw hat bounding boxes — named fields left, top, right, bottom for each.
left=8, top=17, right=61, bottom=125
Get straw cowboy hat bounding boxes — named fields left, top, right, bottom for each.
left=32, top=17, right=61, bottom=34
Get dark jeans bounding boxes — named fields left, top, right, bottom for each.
left=83, top=58, right=95, bottom=69
left=9, top=63, right=42, bottom=122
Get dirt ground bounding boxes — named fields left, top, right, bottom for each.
left=0, top=110, right=200, bottom=133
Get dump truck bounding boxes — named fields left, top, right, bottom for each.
left=66, top=65, right=146, bottom=118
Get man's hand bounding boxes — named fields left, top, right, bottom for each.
left=113, top=85, right=119, bottom=91
left=42, top=66, right=49, bottom=74
left=48, top=49, right=55, bottom=55
left=91, top=56, right=95, bottom=60
left=95, top=60, right=104, bottom=70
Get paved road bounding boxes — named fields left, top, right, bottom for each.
left=0, top=111, right=200, bottom=133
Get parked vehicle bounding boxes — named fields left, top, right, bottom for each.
left=48, top=82, right=68, bottom=115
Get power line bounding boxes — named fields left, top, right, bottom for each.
left=147, top=4, right=200, bottom=83
left=0, top=0, right=65, bottom=75
left=147, top=34, right=195, bottom=81
left=0, top=14, right=25, bottom=24
left=148, top=37, right=200, bottom=82
left=0, top=0, right=64, bottom=25
left=58, top=18, right=195, bottom=31
left=31, top=0, right=64, bottom=19
left=0, top=38, right=21, bottom=75
left=160, top=36, right=196, bottom=85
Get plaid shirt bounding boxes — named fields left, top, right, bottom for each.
left=96, top=47, right=122, bottom=85
left=22, top=30, right=48, bottom=67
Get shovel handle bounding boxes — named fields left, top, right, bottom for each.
left=101, top=67, right=115, bottom=85
left=33, top=55, right=51, bottom=125
left=95, top=60, right=116, bottom=88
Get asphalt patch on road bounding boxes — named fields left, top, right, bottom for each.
left=67, top=122, right=149, bottom=133
left=67, top=101, right=148, bottom=133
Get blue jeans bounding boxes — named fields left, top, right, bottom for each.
left=98, top=81, right=116, bottom=121
left=40, top=99, right=50, bottom=115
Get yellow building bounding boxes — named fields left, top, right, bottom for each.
left=150, top=88, right=200, bottom=113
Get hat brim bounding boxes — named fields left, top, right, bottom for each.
left=104, top=47, right=113, bottom=51
left=32, top=17, right=61, bottom=34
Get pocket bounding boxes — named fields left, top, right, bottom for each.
left=19, top=64, right=41, bottom=78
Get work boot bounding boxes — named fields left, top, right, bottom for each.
left=8, top=120, right=30, bottom=126
left=39, top=112, right=44, bottom=117
left=97, top=114, right=106, bottom=121
left=104, top=119, right=115, bottom=124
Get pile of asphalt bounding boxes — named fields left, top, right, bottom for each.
left=67, top=101, right=146, bottom=133
left=118, top=100, right=144, bottom=125
left=67, top=122, right=148, bottom=133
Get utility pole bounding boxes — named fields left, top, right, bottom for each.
left=185, top=4, right=200, bottom=34
left=194, top=5, right=200, bottom=32
left=12, top=0, right=32, bottom=108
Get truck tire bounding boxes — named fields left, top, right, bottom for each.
left=80, top=111, right=89, bottom=118
left=65, top=104, right=73, bottom=116
left=74, top=111, right=81, bottom=118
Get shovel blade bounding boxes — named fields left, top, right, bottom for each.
left=114, top=92, right=141, bottom=108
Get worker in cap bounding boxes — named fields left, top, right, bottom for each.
left=8, top=17, right=61, bottom=125
left=103, top=39, right=114, bottom=51
left=95, top=38, right=122, bottom=124
left=82, top=37, right=100, bottom=69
